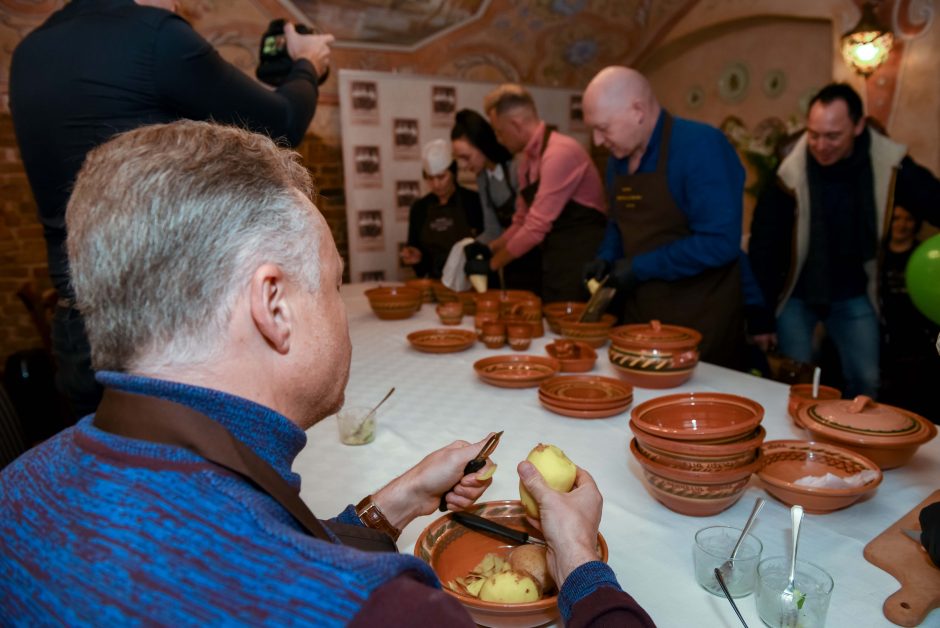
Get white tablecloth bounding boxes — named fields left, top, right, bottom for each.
left=293, top=284, right=940, bottom=627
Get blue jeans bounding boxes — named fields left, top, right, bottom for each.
left=776, top=295, right=880, bottom=398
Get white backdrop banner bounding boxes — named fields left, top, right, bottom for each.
left=338, top=69, right=589, bottom=283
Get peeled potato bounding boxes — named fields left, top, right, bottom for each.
left=470, top=274, right=488, bottom=293
left=519, top=443, right=577, bottom=519
left=587, top=278, right=601, bottom=295
left=509, top=544, right=554, bottom=594
left=478, top=570, right=541, bottom=603
left=477, top=463, right=497, bottom=481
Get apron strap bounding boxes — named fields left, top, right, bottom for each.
left=94, top=388, right=337, bottom=543
left=655, top=112, right=674, bottom=174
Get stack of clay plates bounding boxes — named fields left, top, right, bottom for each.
left=538, top=375, right=633, bottom=419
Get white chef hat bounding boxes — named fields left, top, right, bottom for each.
left=422, top=139, right=453, bottom=176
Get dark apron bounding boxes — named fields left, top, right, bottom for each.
left=420, top=190, right=473, bottom=279
left=611, top=113, right=746, bottom=369
left=487, top=163, right=543, bottom=292
left=519, top=126, right=606, bottom=303
left=93, top=388, right=396, bottom=553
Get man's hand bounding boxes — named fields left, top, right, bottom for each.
left=464, top=241, right=492, bottom=277
left=400, top=245, right=422, bottom=266
left=518, top=461, right=603, bottom=586
left=372, top=435, right=497, bottom=531
left=607, top=258, right=638, bottom=292
left=284, top=23, right=334, bottom=78
left=581, top=259, right=610, bottom=285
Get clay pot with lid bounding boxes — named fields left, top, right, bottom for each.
left=608, top=319, right=701, bottom=388
left=795, top=395, right=937, bottom=469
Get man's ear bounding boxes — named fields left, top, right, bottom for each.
left=249, top=264, right=292, bottom=354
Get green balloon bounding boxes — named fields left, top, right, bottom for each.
left=906, top=233, right=940, bottom=325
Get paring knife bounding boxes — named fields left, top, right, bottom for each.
left=452, top=511, right=547, bottom=547
left=438, top=431, right=503, bottom=512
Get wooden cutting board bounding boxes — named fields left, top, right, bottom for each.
left=863, top=490, right=940, bottom=626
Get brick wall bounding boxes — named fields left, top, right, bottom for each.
left=0, top=114, right=349, bottom=368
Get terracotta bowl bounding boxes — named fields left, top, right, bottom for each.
left=629, top=440, right=755, bottom=516
left=406, top=278, right=438, bottom=304
left=436, top=302, right=464, bottom=326
left=608, top=319, right=702, bottom=389
left=630, top=422, right=765, bottom=473
left=558, top=314, right=617, bottom=348
left=364, top=286, right=422, bottom=320
left=795, top=395, right=937, bottom=470
left=545, top=340, right=596, bottom=373
left=787, top=384, right=841, bottom=422
left=543, top=301, right=587, bottom=334
left=631, top=392, right=764, bottom=442
left=433, top=284, right=459, bottom=304
left=757, top=440, right=883, bottom=513
left=414, top=500, right=608, bottom=628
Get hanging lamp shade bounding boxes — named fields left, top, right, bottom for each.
left=841, top=1, right=894, bottom=77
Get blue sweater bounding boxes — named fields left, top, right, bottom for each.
left=0, top=372, right=440, bottom=626
left=597, top=112, right=750, bottom=285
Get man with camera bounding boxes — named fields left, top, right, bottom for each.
left=9, top=0, right=333, bottom=422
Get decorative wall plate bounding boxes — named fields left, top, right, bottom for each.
left=762, top=69, right=787, bottom=98
left=718, top=62, right=749, bottom=104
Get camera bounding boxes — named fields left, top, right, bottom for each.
left=256, top=18, right=329, bottom=87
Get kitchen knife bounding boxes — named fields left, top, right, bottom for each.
left=452, top=511, right=546, bottom=546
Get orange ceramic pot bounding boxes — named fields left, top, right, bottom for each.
left=608, top=319, right=701, bottom=389
left=787, top=384, right=841, bottom=422
left=364, top=286, right=422, bottom=320
left=558, top=314, right=616, bottom=348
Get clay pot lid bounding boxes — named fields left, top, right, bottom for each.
left=797, top=395, right=937, bottom=447
left=609, top=319, right=702, bottom=349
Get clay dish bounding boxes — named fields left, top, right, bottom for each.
left=406, top=278, right=437, bottom=303
left=436, top=302, right=464, bottom=325
left=558, top=314, right=617, bottom=348
left=787, top=384, right=841, bottom=422
left=473, top=355, right=560, bottom=389
left=364, top=286, right=422, bottom=320
left=757, top=440, right=883, bottom=513
left=630, top=423, right=765, bottom=473
left=608, top=320, right=702, bottom=389
left=629, top=440, right=755, bottom=517
left=543, top=301, right=587, bottom=334
left=414, top=500, right=608, bottom=628
left=407, top=329, right=476, bottom=354
left=631, top=392, right=764, bottom=442
left=539, top=396, right=632, bottom=419
left=539, top=375, right=633, bottom=407
left=545, top=341, right=597, bottom=372
left=795, top=395, right=937, bottom=469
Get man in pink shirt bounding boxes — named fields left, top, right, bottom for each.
left=480, top=84, right=608, bottom=302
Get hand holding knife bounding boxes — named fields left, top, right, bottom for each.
left=439, top=431, right=502, bottom=512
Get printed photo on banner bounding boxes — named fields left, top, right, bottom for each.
left=356, top=210, right=385, bottom=252
left=393, top=118, right=420, bottom=160
left=431, top=85, right=456, bottom=127
left=395, top=180, right=420, bottom=222
left=353, top=145, right=382, bottom=188
left=350, top=80, right=379, bottom=124
left=569, top=94, right=584, bottom=132
left=360, top=270, right=386, bottom=283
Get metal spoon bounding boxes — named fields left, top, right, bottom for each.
left=714, top=568, right=749, bottom=628
left=363, top=387, right=394, bottom=426
left=779, top=505, right=805, bottom=627
left=718, top=497, right=765, bottom=582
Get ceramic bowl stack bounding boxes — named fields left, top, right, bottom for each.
left=557, top=313, right=617, bottom=348
left=608, top=320, right=702, bottom=388
left=364, top=286, right=422, bottom=320
left=538, top=375, right=633, bottom=419
left=794, top=395, right=937, bottom=469
left=542, top=301, right=586, bottom=334
left=628, top=392, right=765, bottom=516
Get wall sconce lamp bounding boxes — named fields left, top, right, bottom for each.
left=841, top=0, right=894, bottom=77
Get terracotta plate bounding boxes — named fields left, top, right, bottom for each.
left=539, top=396, right=632, bottom=419
left=539, top=375, right=633, bottom=406
left=473, top=355, right=560, bottom=389
left=407, top=329, right=477, bottom=354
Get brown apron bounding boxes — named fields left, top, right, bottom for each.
left=420, top=190, right=474, bottom=279
left=519, top=126, right=606, bottom=303
left=611, top=113, right=746, bottom=369
left=486, top=164, right=542, bottom=292
left=93, top=388, right=397, bottom=553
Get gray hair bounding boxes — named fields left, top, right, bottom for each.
left=66, top=120, right=321, bottom=372
left=484, top=84, right=537, bottom=118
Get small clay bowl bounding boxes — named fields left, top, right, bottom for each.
left=757, top=440, right=882, bottom=513
left=436, top=302, right=464, bottom=326
left=475, top=312, right=500, bottom=338
left=414, top=500, right=608, bottom=628
left=543, top=301, right=587, bottom=335
left=506, top=323, right=532, bottom=352
left=787, top=384, right=841, bottom=422
left=481, top=321, right=507, bottom=349
left=364, top=286, right=422, bottom=320
left=558, top=313, right=617, bottom=348
left=406, top=278, right=437, bottom=304
left=545, top=341, right=597, bottom=373
left=631, top=392, right=764, bottom=442
left=629, top=440, right=755, bottom=517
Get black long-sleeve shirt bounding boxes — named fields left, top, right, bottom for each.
left=10, top=0, right=320, bottom=297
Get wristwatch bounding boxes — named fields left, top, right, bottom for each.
left=355, top=494, right=401, bottom=541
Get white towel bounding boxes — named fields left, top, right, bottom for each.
left=441, top=237, right=476, bottom=292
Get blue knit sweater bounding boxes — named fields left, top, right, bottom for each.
left=0, top=372, right=441, bottom=626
